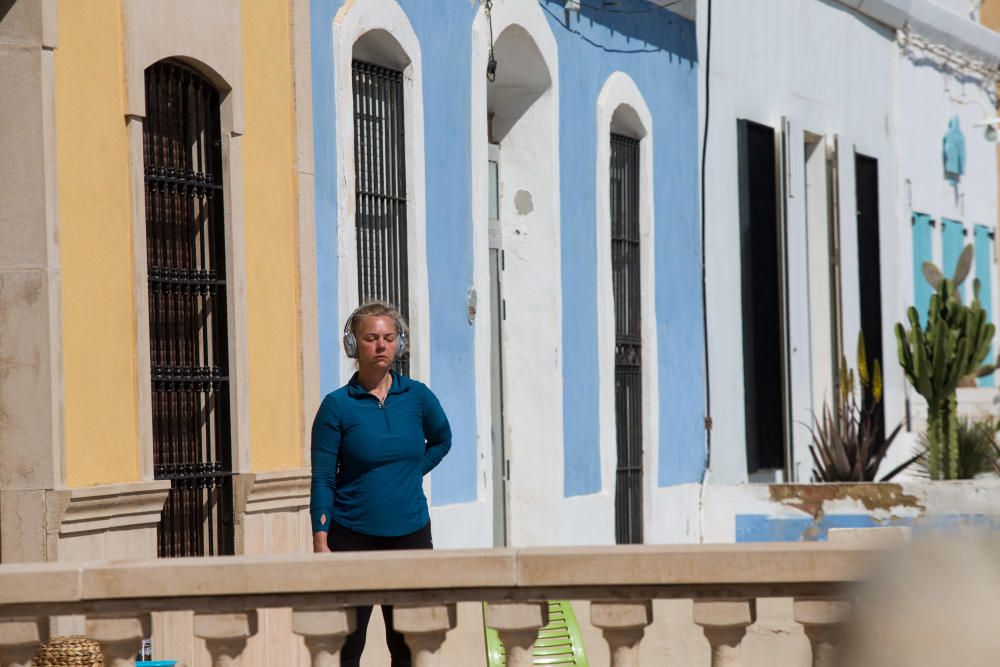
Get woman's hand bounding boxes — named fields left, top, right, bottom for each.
left=313, top=531, right=330, bottom=553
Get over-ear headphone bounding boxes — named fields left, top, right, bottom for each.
left=342, top=302, right=408, bottom=360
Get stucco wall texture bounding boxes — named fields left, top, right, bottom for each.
left=55, top=0, right=139, bottom=486
left=54, top=0, right=304, bottom=486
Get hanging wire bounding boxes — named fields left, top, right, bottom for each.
left=486, top=0, right=498, bottom=82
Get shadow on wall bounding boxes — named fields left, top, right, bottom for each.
left=539, top=0, right=698, bottom=62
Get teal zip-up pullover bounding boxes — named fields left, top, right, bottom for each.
left=309, top=371, right=452, bottom=536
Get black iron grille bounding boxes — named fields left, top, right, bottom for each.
left=352, top=60, right=410, bottom=375
left=144, top=60, right=234, bottom=557
left=611, top=133, right=643, bottom=545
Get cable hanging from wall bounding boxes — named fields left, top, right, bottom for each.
left=485, top=0, right=498, bottom=82
left=898, top=23, right=1000, bottom=87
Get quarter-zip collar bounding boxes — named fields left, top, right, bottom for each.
left=346, top=370, right=410, bottom=400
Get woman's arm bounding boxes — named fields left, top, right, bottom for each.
left=421, top=386, right=452, bottom=474
left=310, top=396, right=341, bottom=553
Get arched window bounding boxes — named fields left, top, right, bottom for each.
left=331, top=1, right=429, bottom=387
left=610, top=131, right=642, bottom=544
left=596, top=73, right=658, bottom=545
left=351, top=57, right=410, bottom=375
left=144, top=59, right=234, bottom=557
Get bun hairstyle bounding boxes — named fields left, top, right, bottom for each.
left=342, top=300, right=409, bottom=359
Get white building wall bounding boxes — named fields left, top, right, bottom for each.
left=698, top=0, right=901, bottom=485
left=888, top=32, right=1000, bottom=475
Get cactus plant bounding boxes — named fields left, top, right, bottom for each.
left=895, top=245, right=995, bottom=479
left=915, top=417, right=1000, bottom=479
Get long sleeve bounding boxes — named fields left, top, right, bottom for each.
left=310, top=395, right=341, bottom=533
left=420, top=386, right=452, bottom=475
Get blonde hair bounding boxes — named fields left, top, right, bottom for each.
left=348, top=300, right=408, bottom=338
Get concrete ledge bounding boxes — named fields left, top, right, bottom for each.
left=514, top=543, right=875, bottom=587
left=47, top=480, right=171, bottom=536
left=243, top=469, right=310, bottom=515
left=839, top=0, right=1000, bottom=65
left=0, top=542, right=890, bottom=616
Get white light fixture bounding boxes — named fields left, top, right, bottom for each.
left=974, top=116, right=1000, bottom=142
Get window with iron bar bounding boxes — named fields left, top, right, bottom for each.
left=352, top=59, right=410, bottom=375
left=143, top=59, right=235, bottom=557
left=611, top=133, right=643, bottom=545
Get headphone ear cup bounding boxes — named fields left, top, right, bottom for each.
left=343, top=331, right=357, bottom=359
left=397, top=331, right=407, bottom=358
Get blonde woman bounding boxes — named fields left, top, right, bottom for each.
left=310, top=300, right=451, bottom=666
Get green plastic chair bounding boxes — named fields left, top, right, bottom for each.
left=484, top=600, right=589, bottom=666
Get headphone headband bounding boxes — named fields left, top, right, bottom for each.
left=342, top=302, right=408, bottom=360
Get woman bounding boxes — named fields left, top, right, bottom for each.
left=310, top=300, right=451, bottom=667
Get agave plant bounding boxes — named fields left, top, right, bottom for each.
left=808, top=335, right=917, bottom=482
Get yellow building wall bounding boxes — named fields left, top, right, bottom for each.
left=54, top=0, right=303, bottom=484
left=55, top=0, right=139, bottom=486
left=241, top=0, right=304, bottom=470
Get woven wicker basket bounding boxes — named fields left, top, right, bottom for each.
left=33, top=635, right=104, bottom=667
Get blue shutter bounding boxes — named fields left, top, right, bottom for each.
left=975, top=225, right=995, bottom=387
left=912, top=213, right=934, bottom=326
left=942, top=219, right=966, bottom=303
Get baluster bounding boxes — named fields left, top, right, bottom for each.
left=393, top=604, right=457, bottom=667
left=693, top=600, right=756, bottom=667
left=794, top=600, right=850, bottom=667
left=291, top=607, right=356, bottom=667
left=193, top=610, right=258, bottom=667
left=590, top=601, right=652, bottom=667
left=484, top=602, right=548, bottom=667
left=0, top=617, right=47, bottom=667
left=86, top=613, right=150, bottom=667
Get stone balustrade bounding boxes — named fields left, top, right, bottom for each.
left=0, top=542, right=886, bottom=666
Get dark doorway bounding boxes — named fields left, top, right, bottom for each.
left=737, top=119, right=787, bottom=474
left=855, top=154, right=885, bottom=439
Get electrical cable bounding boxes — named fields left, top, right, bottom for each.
left=697, top=0, right=713, bottom=542
left=486, top=0, right=498, bottom=82
left=700, top=0, right=712, bottom=466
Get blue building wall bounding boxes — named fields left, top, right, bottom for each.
left=310, top=0, right=703, bottom=507
left=546, top=2, right=702, bottom=492
left=736, top=513, right=1000, bottom=542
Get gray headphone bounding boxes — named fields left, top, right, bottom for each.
left=342, top=303, right=408, bottom=359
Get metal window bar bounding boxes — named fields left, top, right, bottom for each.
left=144, top=60, right=235, bottom=557
left=352, top=60, right=410, bottom=375
left=611, top=134, right=643, bottom=545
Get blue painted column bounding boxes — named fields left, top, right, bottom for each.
left=941, top=219, right=966, bottom=302
left=911, top=213, right=933, bottom=326
left=975, top=224, right=995, bottom=387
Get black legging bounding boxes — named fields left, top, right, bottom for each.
left=327, top=519, right=433, bottom=667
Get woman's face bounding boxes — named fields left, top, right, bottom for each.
left=355, top=315, right=399, bottom=371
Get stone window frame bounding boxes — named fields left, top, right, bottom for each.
left=121, top=0, right=251, bottom=479
left=595, top=72, right=660, bottom=522
left=331, top=0, right=431, bottom=386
